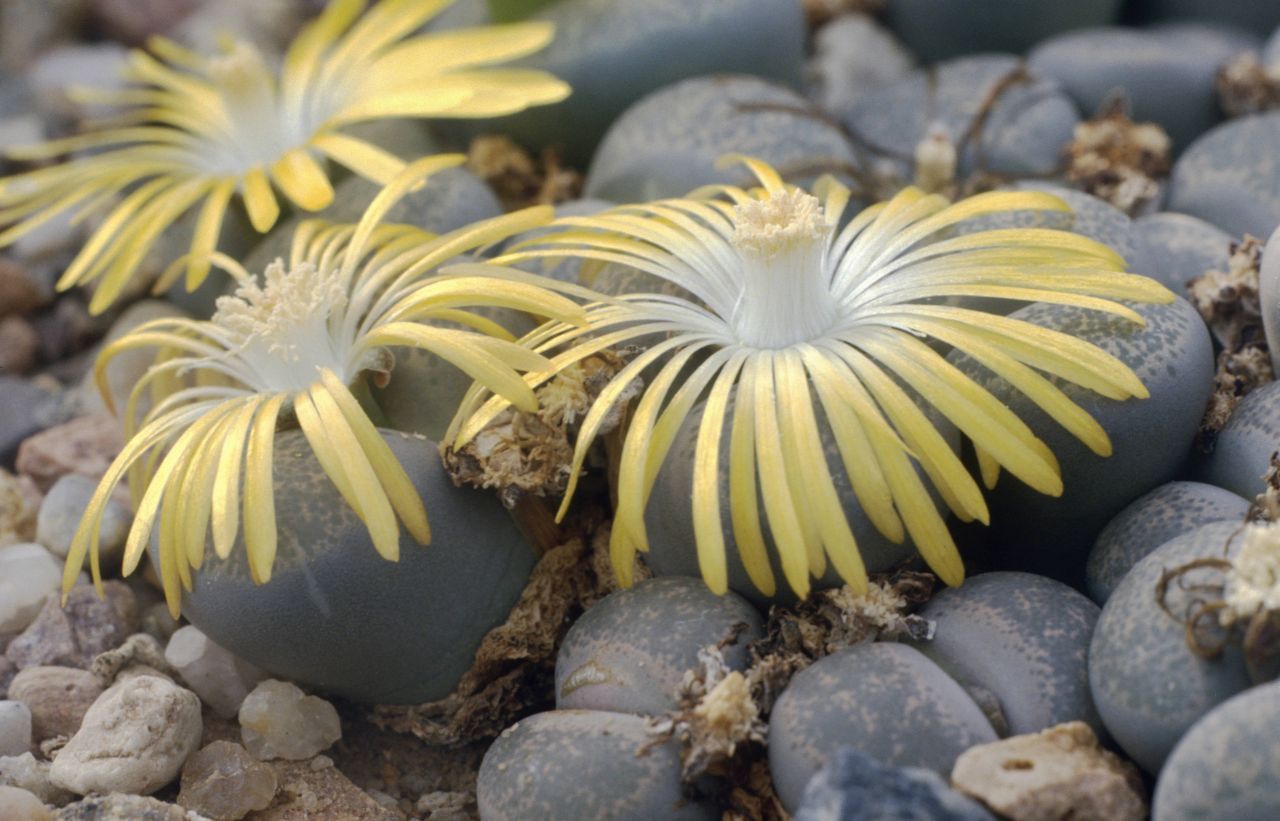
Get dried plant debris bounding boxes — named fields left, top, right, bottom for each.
left=1189, top=236, right=1275, bottom=450
left=1252, top=452, right=1280, bottom=523
left=1217, top=51, right=1280, bottom=118
left=639, top=573, right=937, bottom=819
left=1156, top=521, right=1280, bottom=684
left=466, top=135, right=582, bottom=212
left=802, top=0, right=884, bottom=28
left=372, top=519, right=643, bottom=747
left=443, top=349, right=638, bottom=508
left=913, top=122, right=958, bottom=195
left=1065, top=98, right=1170, bottom=216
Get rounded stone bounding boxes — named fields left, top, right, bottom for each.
left=1132, top=211, right=1234, bottom=294
left=0, top=785, right=49, bottom=821
left=882, top=0, right=1120, bottom=62
left=477, top=709, right=717, bottom=820
left=584, top=74, right=858, bottom=204
left=768, top=642, right=997, bottom=812
left=0, top=543, right=60, bottom=635
left=1090, top=521, right=1253, bottom=774
left=1086, top=481, right=1250, bottom=604
left=1028, top=25, right=1254, bottom=151
left=35, top=473, right=130, bottom=563
left=555, top=577, right=764, bottom=715
left=49, top=674, right=203, bottom=797
left=1199, top=380, right=1280, bottom=499
left=7, top=666, right=104, bottom=742
left=793, top=746, right=994, bottom=821
left=844, top=55, right=1079, bottom=183
left=1152, top=678, right=1280, bottom=820
left=806, top=14, right=916, bottom=115
left=0, top=700, right=31, bottom=757
left=480, top=0, right=806, bottom=165
left=238, top=679, right=341, bottom=761
left=1167, top=112, right=1280, bottom=239
left=175, top=429, right=536, bottom=704
left=909, top=572, right=1102, bottom=737
left=950, top=296, right=1215, bottom=584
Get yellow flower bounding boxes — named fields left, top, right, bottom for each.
left=64, top=156, right=586, bottom=615
left=0, top=0, right=569, bottom=313
left=450, top=156, right=1176, bottom=599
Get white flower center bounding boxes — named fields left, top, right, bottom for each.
left=202, top=42, right=307, bottom=174
left=1223, top=521, right=1280, bottom=623
left=729, top=188, right=837, bottom=349
left=213, top=260, right=353, bottom=391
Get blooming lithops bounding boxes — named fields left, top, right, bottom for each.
left=12, top=3, right=1280, bottom=814
left=0, top=0, right=569, bottom=312
left=456, top=155, right=1173, bottom=601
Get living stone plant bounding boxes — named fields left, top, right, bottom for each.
left=1, top=0, right=1278, bottom=818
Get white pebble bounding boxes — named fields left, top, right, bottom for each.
left=0, top=785, right=51, bottom=820
left=239, top=680, right=341, bottom=761
left=0, top=544, right=60, bottom=634
left=49, top=675, right=202, bottom=796
left=0, top=702, right=31, bottom=757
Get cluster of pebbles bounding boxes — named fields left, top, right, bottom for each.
left=5, top=0, right=1280, bottom=819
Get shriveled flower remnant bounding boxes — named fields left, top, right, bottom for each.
left=0, top=0, right=569, bottom=313
left=452, top=155, right=1174, bottom=599
left=64, top=158, right=586, bottom=615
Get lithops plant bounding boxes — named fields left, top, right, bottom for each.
left=554, top=576, right=764, bottom=715
left=0, top=0, right=569, bottom=313
left=1090, top=521, right=1255, bottom=773
left=61, top=159, right=587, bottom=701
left=478, top=710, right=718, bottom=820
left=1153, top=678, right=1280, bottom=820
left=453, top=155, right=1174, bottom=603
left=1086, top=481, right=1250, bottom=604
left=768, top=642, right=998, bottom=812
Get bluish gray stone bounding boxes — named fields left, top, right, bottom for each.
left=806, top=15, right=916, bottom=115
left=910, top=572, right=1102, bottom=738
left=1127, top=0, right=1280, bottom=33
left=768, top=642, right=997, bottom=812
left=1086, top=481, right=1250, bottom=604
left=844, top=56, right=1080, bottom=186
left=1028, top=25, right=1255, bottom=151
left=1090, top=521, right=1253, bottom=774
left=477, top=710, right=717, bottom=821
left=1167, top=113, right=1280, bottom=239
left=176, top=430, right=536, bottom=704
left=0, top=378, right=62, bottom=468
left=1199, top=379, right=1280, bottom=498
left=793, top=746, right=994, bottom=821
left=584, top=74, right=859, bottom=204
left=555, top=577, right=763, bottom=715
left=882, top=0, right=1121, bottom=62
left=1132, top=212, right=1234, bottom=294
left=465, top=0, right=806, bottom=165
left=950, top=297, right=1215, bottom=583
left=1153, top=678, right=1280, bottom=820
